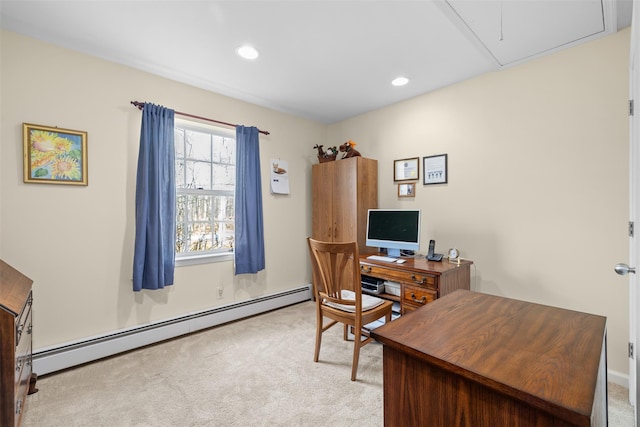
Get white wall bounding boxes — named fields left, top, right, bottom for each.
left=328, top=29, right=631, bottom=377
left=0, top=30, right=321, bottom=349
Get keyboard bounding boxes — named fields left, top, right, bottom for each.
left=366, top=255, right=398, bottom=263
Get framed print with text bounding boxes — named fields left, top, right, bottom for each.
left=423, top=154, right=447, bottom=185
left=23, top=123, right=88, bottom=185
left=394, top=157, right=419, bottom=182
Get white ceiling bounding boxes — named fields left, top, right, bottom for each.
left=0, top=1, right=633, bottom=124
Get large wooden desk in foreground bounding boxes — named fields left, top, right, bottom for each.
left=371, top=290, right=608, bottom=427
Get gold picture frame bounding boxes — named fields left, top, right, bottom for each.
left=23, top=123, right=88, bottom=185
left=398, top=183, right=416, bottom=197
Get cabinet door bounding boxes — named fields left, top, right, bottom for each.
left=312, top=162, right=335, bottom=241
left=332, top=158, right=358, bottom=243
left=356, top=158, right=377, bottom=253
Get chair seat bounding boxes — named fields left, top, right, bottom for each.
left=324, top=290, right=385, bottom=313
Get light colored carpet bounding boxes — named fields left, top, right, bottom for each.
left=22, top=301, right=635, bottom=426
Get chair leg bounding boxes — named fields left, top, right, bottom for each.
left=351, top=332, right=361, bottom=381
left=314, top=311, right=323, bottom=362
left=343, top=324, right=349, bottom=341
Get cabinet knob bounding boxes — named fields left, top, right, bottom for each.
left=411, top=275, right=426, bottom=285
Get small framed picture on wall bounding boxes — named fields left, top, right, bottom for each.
left=398, top=183, right=416, bottom=197
left=423, top=154, right=447, bottom=185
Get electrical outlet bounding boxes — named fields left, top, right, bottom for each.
left=217, top=287, right=223, bottom=298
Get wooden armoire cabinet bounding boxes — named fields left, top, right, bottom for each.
left=312, top=156, right=378, bottom=254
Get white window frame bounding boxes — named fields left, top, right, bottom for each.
left=174, top=119, right=235, bottom=267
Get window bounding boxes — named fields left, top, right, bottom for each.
left=174, top=120, right=235, bottom=262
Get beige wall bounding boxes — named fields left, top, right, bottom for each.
left=329, top=29, right=631, bottom=376
left=1, top=27, right=633, bottom=378
left=0, top=30, right=322, bottom=348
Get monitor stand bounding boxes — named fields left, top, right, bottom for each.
left=386, top=248, right=400, bottom=258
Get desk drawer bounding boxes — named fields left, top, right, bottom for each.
left=360, top=264, right=436, bottom=289
left=403, top=285, right=436, bottom=309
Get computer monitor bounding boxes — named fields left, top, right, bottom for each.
left=365, top=209, right=421, bottom=258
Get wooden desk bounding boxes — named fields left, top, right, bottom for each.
left=371, top=290, right=607, bottom=427
left=359, top=255, right=472, bottom=314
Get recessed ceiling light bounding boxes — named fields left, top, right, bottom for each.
left=391, top=76, right=409, bottom=87
left=237, top=45, right=259, bottom=60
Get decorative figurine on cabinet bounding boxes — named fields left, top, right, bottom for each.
left=313, top=144, right=338, bottom=163
left=340, top=140, right=361, bottom=159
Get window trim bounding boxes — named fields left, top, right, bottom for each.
left=175, top=251, right=233, bottom=267
left=174, top=119, right=236, bottom=264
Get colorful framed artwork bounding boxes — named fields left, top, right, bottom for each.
left=423, top=154, right=447, bottom=185
left=394, top=157, right=419, bottom=182
left=23, top=123, right=88, bottom=185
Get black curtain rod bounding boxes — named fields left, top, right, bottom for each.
left=130, top=101, right=270, bottom=136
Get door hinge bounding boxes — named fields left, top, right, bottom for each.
left=630, top=342, right=634, bottom=359
left=630, top=221, right=635, bottom=237
left=630, top=99, right=635, bottom=116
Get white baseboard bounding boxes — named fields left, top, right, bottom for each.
left=608, top=369, right=630, bottom=389
left=33, top=285, right=312, bottom=375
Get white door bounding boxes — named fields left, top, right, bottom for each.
left=617, top=1, right=640, bottom=423
left=630, top=1, right=639, bottom=423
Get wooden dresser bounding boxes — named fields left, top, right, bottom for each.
left=359, top=255, right=472, bottom=314
left=0, top=260, right=34, bottom=426
left=371, top=290, right=608, bottom=427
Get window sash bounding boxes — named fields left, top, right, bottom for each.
left=174, top=123, right=235, bottom=260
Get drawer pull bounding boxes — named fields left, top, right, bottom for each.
left=16, top=324, right=24, bottom=344
left=411, top=293, right=427, bottom=304
left=360, top=266, right=372, bottom=274
left=411, top=275, right=426, bottom=285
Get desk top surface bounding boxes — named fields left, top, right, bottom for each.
left=371, top=289, right=607, bottom=418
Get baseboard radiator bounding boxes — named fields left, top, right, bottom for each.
left=33, top=285, right=312, bottom=376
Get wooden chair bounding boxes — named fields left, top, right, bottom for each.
left=307, top=237, right=393, bottom=381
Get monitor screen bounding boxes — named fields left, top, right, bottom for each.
left=365, top=209, right=421, bottom=257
